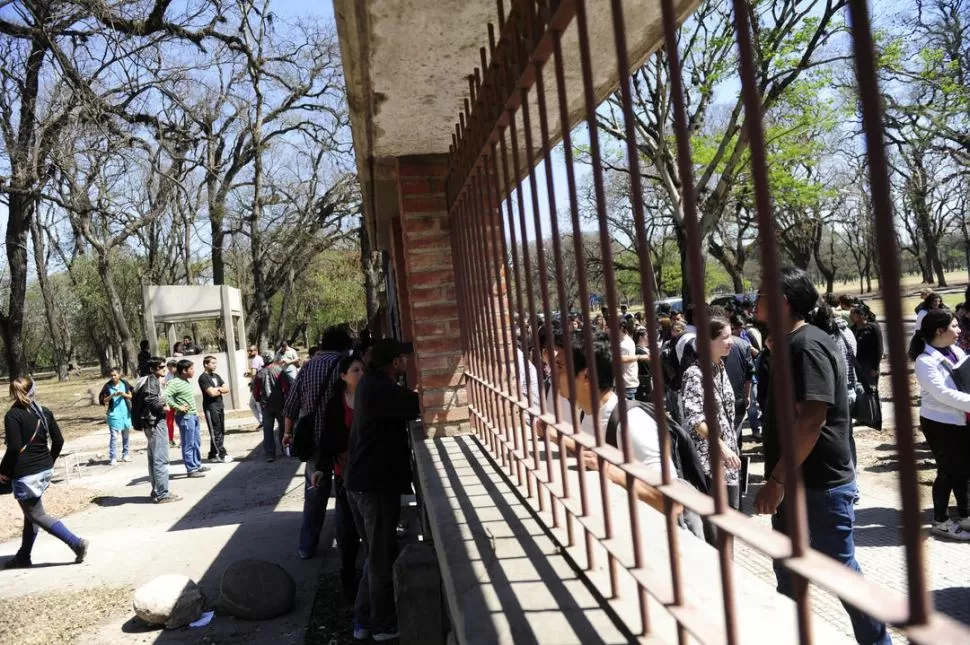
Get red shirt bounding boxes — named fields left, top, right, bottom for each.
left=335, top=400, right=354, bottom=477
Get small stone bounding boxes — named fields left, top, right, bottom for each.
left=218, top=559, right=295, bottom=620
left=132, top=574, right=204, bottom=629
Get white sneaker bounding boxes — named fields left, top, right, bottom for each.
left=352, top=625, right=370, bottom=641
left=958, top=517, right=970, bottom=532
left=931, top=519, right=970, bottom=541
left=109, top=459, right=117, bottom=467
left=221, top=454, right=233, bottom=464
left=122, top=455, right=132, bottom=463
left=373, top=628, right=400, bottom=642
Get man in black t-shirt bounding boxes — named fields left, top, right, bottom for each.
left=198, top=356, right=231, bottom=463
left=754, top=268, right=890, bottom=645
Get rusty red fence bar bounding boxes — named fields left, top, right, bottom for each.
left=441, top=0, right=970, bottom=643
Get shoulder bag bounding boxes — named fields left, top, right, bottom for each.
left=0, top=418, right=42, bottom=495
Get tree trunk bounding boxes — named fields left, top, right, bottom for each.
left=97, top=255, right=137, bottom=376
left=359, top=223, right=382, bottom=331
left=210, top=202, right=225, bottom=285
left=30, top=219, right=69, bottom=380
left=675, top=225, right=704, bottom=310
left=2, top=193, right=33, bottom=378
left=276, top=266, right=295, bottom=342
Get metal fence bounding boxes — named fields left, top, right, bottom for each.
left=443, top=1, right=969, bottom=643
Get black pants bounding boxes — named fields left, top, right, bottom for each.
left=348, top=490, right=401, bottom=632
left=701, top=479, right=740, bottom=546
left=204, top=406, right=227, bottom=459
left=335, top=477, right=362, bottom=599
left=921, top=417, right=970, bottom=522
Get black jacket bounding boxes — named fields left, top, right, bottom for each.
left=315, top=386, right=353, bottom=474
left=344, top=369, right=420, bottom=494
left=1, top=405, right=62, bottom=479
left=853, top=322, right=883, bottom=376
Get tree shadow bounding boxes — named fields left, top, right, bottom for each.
left=92, top=495, right=156, bottom=507
left=932, top=587, right=970, bottom=626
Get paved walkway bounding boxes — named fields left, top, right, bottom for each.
left=736, top=425, right=970, bottom=642
left=0, top=422, right=331, bottom=645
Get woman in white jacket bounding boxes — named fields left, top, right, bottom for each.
left=911, top=309, right=970, bottom=540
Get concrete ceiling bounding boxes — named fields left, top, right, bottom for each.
left=334, top=0, right=700, bottom=248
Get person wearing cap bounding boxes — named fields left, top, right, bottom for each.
left=344, top=338, right=420, bottom=642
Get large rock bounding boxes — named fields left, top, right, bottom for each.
left=132, top=574, right=205, bottom=629
left=218, top=559, right=295, bottom=620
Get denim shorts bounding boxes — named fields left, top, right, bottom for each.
left=14, top=468, right=53, bottom=501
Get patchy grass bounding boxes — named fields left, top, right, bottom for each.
left=27, top=373, right=112, bottom=442
left=304, top=571, right=356, bottom=645
left=0, top=585, right=131, bottom=645
left=0, top=483, right=98, bottom=542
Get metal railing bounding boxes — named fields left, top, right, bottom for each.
left=443, top=0, right=970, bottom=643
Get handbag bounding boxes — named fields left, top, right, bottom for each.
left=292, top=358, right=342, bottom=462
left=852, top=381, right=882, bottom=429
left=0, top=419, right=42, bottom=495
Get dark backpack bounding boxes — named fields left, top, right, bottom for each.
left=131, top=382, right=157, bottom=431
left=661, top=335, right=695, bottom=392
left=605, top=399, right=709, bottom=495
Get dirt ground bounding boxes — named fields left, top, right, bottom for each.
left=0, top=586, right=131, bottom=645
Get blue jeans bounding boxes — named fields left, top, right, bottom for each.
left=144, top=420, right=170, bottom=499
left=300, top=464, right=333, bottom=556
left=177, top=414, right=202, bottom=473
left=625, top=387, right=638, bottom=401
left=108, top=427, right=129, bottom=462
left=748, top=382, right=761, bottom=434
left=772, top=480, right=891, bottom=645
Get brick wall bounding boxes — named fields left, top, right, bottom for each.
left=396, top=154, right=469, bottom=437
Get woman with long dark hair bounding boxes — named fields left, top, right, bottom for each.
left=851, top=304, right=883, bottom=386
left=680, top=316, right=742, bottom=519
left=311, top=354, right=364, bottom=601
left=0, top=376, right=88, bottom=568
left=910, top=310, right=970, bottom=540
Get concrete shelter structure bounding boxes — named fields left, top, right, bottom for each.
left=142, top=285, right=249, bottom=411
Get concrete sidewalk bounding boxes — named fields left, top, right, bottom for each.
left=0, top=425, right=333, bottom=645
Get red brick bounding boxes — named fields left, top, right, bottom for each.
left=399, top=176, right=447, bottom=195
left=404, top=232, right=451, bottom=251
left=401, top=193, right=448, bottom=214
left=413, top=319, right=451, bottom=338
left=420, top=371, right=466, bottom=389
left=411, top=302, right=460, bottom=319
left=407, top=251, right=453, bottom=272
left=398, top=156, right=449, bottom=178
left=419, top=354, right=464, bottom=372
left=420, top=388, right=466, bottom=409
left=407, top=270, right=457, bottom=288
left=401, top=215, right=441, bottom=234
left=415, top=337, right=462, bottom=356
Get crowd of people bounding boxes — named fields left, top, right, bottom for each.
left=8, top=272, right=970, bottom=644
left=525, top=267, right=891, bottom=645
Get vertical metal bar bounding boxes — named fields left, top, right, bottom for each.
left=606, top=0, right=687, bottom=639
left=726, top=0, right=812, bottom=643
left=846, top=0, right=929, bottom=626
left=531, top=11, right=580, bottom=549
left=573, top=0, right=632, bottom=605
left=499, top=129, right=534, bottom=491
left=519, top=84, right=561, bottom=527
left=550, top=20, right=595, bottom=571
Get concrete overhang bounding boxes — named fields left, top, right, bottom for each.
left=334, top=0, right=700, bottom=251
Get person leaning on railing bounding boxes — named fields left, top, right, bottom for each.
left=909, top=309, right=970, bottom=542
left=753, top=267, right=891, bottom=645
left=537, top=331, right=679, bottom=515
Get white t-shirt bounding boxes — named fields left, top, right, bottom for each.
left=597, top=393, right=675, bottom=474
left=249, top=355, right=265, bottom=371
left=546, top=387, right=592, bottom=435
left=620, top=334, right=640, bottom=390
